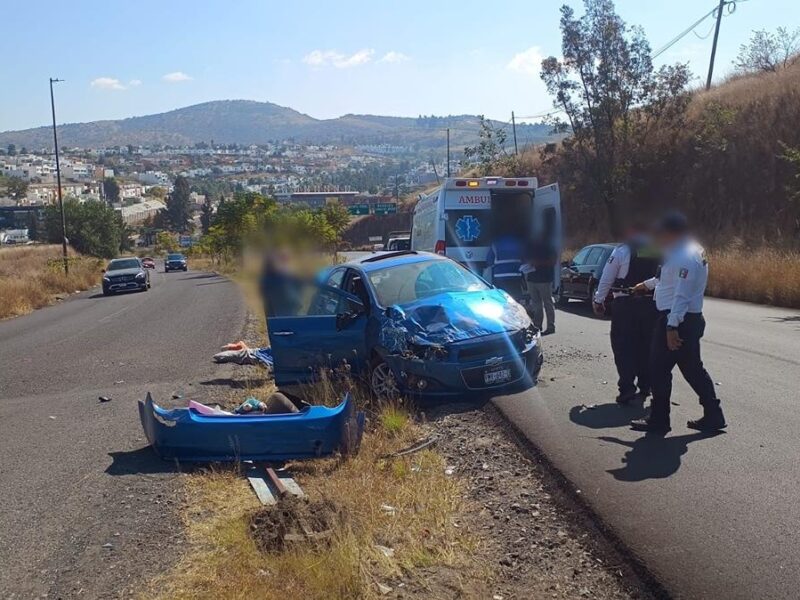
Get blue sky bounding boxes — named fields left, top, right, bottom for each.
left=1, top=0, right=794, bottom=132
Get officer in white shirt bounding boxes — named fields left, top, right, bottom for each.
left=629, top=212, right=726, bottom=433
left=592, top=222, right=660, bottom=404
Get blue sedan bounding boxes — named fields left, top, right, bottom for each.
left=266, top=251, right=542, bottom=399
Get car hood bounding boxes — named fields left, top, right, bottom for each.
left=380, top=288, right=532, bottom=353
left=105, top=267, right=143, bottom=277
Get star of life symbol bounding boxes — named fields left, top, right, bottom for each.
left=455, top=215, right=481, bottom=242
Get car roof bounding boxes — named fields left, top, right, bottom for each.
left=343, top=251, right=445, bottom=273
left=582, top=243, right=618, bottom=250
left=109, top=256, right=139, bottom=262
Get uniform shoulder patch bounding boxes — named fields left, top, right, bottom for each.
left=679, top=267, right=689, bottom=279
left=607, top=256, right=614, bottom=264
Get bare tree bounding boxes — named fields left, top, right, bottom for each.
left=735, top=27, right=800, bottom=73
left=540, top=0, right=690, bottom=235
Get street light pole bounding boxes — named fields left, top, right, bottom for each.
left=49, top=77, right=68, bottom=275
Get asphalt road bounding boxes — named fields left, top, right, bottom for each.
left=493, top=297, right=800, bottom=600
left=0, top=268, right=247, bottom=598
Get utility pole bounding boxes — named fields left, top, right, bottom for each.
left=49, top=77, right=68, bottom=275
left=511, top=111, right=518, bottom=155
left=706, top=0, right=726, bottom=90
left=446, top=128, right=451, bottom=177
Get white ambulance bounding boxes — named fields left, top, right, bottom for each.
left=411, top=177, right=561, bottom=291
left=410, top=177, right=562, bottom=291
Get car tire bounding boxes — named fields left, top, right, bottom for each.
left=370, top=359, right=400, bottom=400
left=556, top=286, right=569, bottom=307
left=102, top=289, right=111, bottom=297
left=586, top=281, right=596, bottom=305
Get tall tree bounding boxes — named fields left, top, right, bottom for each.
left=166, top=175, right=192, bottom=232
left=540, top=0, right=690, bottom=235
left=103, top=177, right=121, bottom=203
left=200, top=195, right=214, bottom=234
left=5, top=176, right=28, bottom=201
left=44, top=199, right=125, bottom=258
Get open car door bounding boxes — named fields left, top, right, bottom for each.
left=266, top=280, right=368, bottom=388
left=533, top=183, right=562, bottom=293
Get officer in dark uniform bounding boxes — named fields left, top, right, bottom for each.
left=593, top=222, right=660, bottom=404
left=630, top=212, right=727, bottom=434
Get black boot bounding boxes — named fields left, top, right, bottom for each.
left=616, top=392, right=637, bottom=405
left=687, top=406, right=727, bottom=431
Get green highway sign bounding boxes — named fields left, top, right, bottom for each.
left=348, top=203, right=370, bottom=215
left=373, top=202, right=397, bottom=215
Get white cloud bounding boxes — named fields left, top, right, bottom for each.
left=128, top=79, right=142, bottom=87
left=162, top=71, right=192, bottom=83
left=507, top=47, right=544, bottom=76
left=90, top=77, right=126, bottom=91
left=379, top=51, right=410, bottom=64
left=303, top=49, right=375, bottom=68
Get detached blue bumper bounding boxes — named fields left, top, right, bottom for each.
left=138, top=392, right=365, bottom=462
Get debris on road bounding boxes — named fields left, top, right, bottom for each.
left=99, top=396, right=112, bottom=403
left=378, top=435, right=436, bottom=459
left=213, top=340, right=274, bottom=368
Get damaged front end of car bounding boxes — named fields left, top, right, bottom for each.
left=377, top=289, right=543, bottom=397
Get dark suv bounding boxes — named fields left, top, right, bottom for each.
left=164, top=253, right=188, bottom=272
left=102, top=257, right=151, bottom=295
left=558, top=243, right=617, bottom=305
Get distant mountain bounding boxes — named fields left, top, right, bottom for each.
left=0, top=100, right=554, bottom=150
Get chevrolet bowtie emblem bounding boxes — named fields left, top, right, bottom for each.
left=485, top=356, right=503, bottom=366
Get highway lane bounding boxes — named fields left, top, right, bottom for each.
left=493, top=297, right=800, bottom=600
left=0, top=268, right=247, bottom=599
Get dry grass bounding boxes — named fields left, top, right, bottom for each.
left=707, top=246, right=800, bottom=307
left=0, top=245, right=103, bottom=319
left=146, top=256, right=477, bottom=599
left=147, top=401, right=473, bottom=600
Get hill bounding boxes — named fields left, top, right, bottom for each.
left=0, top=100, right=553, bottom=150
left=510, top=61, right=800, bottom=249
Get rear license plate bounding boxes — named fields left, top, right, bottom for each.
left=484, top=367, right=512, bottom=385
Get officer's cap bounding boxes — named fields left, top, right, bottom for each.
left=656, top=211, right=688, bottom=234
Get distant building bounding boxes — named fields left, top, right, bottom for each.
left=274, top=191, right=359, bottom=208
left=115, top=200, right=166, bottom=225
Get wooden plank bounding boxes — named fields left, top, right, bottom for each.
left=278, top=475, right=306, bottom=498
left=246, top=466, right=277, bottom=506
left=264, top=467, right=289, bottom=497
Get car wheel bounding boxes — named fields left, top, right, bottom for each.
left=370, top=360, right=400, bottom=400
left=102, top=288, right=110, bottom=297
left=556, top=286, right=569, bottom=307
left=586, top=282, right=596, bottom=305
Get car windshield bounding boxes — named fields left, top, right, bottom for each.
left=167, top=254, right=184, bottom=260
left=367, top=259, right=489, bottom=307
left=107, top=259, right=140, bottom=271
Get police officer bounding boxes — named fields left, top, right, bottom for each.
left=630, top=212, right=727, bottom=433
left=592, top=222, right=660, bottom=404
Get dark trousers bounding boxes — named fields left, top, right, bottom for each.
left=649, top=312, right=720, bottom=425
left=610, top=296, right=658, bottom=397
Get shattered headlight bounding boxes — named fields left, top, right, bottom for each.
left=524, top=325, right=539, bottom=345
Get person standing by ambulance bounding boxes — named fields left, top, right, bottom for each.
left=592, top=221, right=660, bottom=404
left=629, top=212, right=727, bottom=434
